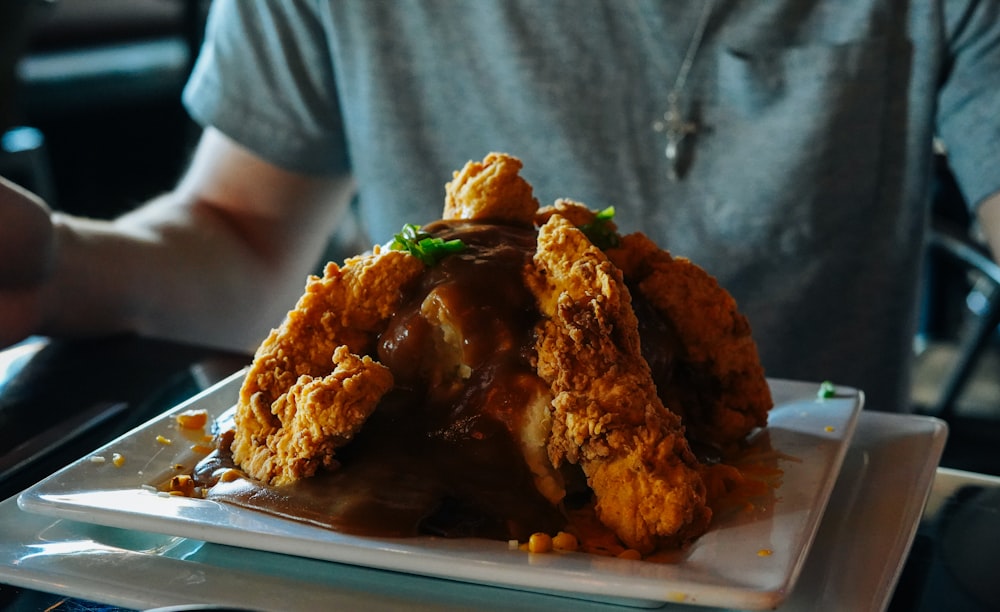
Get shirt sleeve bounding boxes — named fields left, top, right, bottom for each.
left=936, top=0, right=1000, bottom=210
left=181, top=0, right=350, bottom=177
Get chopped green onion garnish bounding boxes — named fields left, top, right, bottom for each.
left=817, top=380, right=836, bottom=399
left=595, top=206, right=615, bottom=221
left=579, top=206, right=621, bottom=250
left=389, top=224, right=465, bottom=266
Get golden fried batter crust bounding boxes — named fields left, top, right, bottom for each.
left=232, top=346, right=394, bottom=485
left=444, top=152, right=539, bottom=225
left=528, top=214, right=711, bottom=552
left=227, top=152, right=770, bottom=553
left=233, top=248, right=425, bottom=485
left=608, top=233, right=773, bottom=449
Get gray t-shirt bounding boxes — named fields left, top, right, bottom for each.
left=182, top=0, right=1000, bottom=413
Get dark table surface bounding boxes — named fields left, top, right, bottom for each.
left=0, top=335, right=998, bottom=612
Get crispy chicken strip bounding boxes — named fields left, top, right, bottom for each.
left=444, top=152, right=539, bottom=225
left=233, top=346, right=394, bottom=485
left=233, top=248, right=425, bottom=485
left=608, top=233, right=773, bottom=449
left=527, top=214, right=711, bottom=552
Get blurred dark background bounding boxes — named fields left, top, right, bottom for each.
left=1, top=0, right=207, bottom=218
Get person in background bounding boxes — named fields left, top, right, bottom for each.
left=1, top=1, right=998, bottom=415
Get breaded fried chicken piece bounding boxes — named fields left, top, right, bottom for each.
left=444, top=152, right=539, bottom=225
left=527, top=214, right=711, bottom=553
left=233, top=346, right=394, bottom=485
left=241, top=250, right=425, bottom=407
left=233, top=248, right=425, bottom=485
left=608, top=233, right=772, bottom=449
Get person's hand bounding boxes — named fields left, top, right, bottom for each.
left=0, top=176, right=55, bottom=347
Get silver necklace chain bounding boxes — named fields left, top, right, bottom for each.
left=644, top=0, right=716, bottom=181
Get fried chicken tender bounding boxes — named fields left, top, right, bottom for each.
left=527, top=214, right=711, bottom=553
left=233, top=248, right=425, bottom=485
left=233, top=347, right=394, bottom=486
left=537, top=198, right=771, bottom=445
left=607, top=233, right=772, bottom=449
left=444, top=152, right=539, bottom=225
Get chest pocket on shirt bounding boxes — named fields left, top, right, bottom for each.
left=703, top=37, right=890, bottom=258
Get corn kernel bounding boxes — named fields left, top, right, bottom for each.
left=528, top=532, right=553, bottom=553
left=176, top=409, right=209, bottom=430
left=218, top=468, right=242, bottom=483
left=169, top=474, right=196, bottom=497
left=111, top=453, right=125, bottom=468
left=156, top=435, right=173, bottom=445
left=552, top=531, right=579, bottom=552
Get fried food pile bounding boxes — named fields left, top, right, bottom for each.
left=229, top=153, right=772, bottom=554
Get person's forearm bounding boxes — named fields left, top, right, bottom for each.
left=18, top=128, right=353, bottom=351
left=41, top=186, right=349, bottom=352
left=39, top=195, right=274, bottom=351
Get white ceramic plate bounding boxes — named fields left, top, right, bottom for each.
left=3, top=409, right=946, bottom=612
left=17, top=372, right=862, bottom=609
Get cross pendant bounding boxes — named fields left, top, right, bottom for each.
left=652, top=96, right=698, bottom=181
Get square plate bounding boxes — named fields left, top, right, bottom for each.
left=18, top=372, right=861, bottom=609
left=4, top=408, right=946, bottom=611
